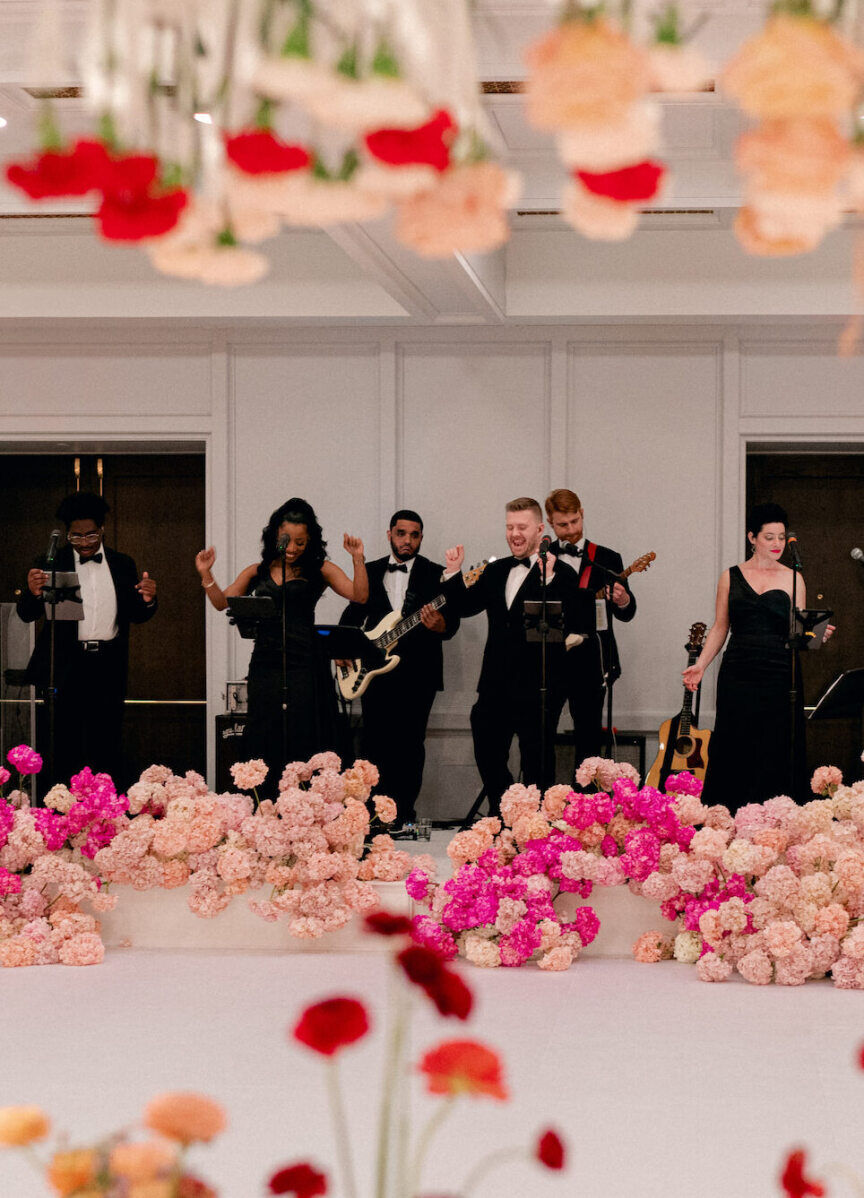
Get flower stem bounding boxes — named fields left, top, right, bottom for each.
left=374, top=971, right=409, bottom=1198
left=326, top=1058, right=358, bottom=1198
left=407, top=1097, right=454, bottom=1198
left=461, top=1147, right=526, bottom=1196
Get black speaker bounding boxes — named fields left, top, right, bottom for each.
left=215, top=713, right=248, bottom=793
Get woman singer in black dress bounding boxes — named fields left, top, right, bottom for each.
left=196, top=499, right=367, bottom=787
left=682, top=503, right=832, bottom=811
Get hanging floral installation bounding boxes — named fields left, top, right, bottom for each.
left=5, top=0, right=864, bottom=304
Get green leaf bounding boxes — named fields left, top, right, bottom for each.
left=217, top=227, right=238, bottom=247
left=372, top=40, right=400, bottom=78
left=337, top=44, right=359, bottom=79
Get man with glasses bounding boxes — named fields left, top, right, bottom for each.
left=17, top=491, right=157, bottom=788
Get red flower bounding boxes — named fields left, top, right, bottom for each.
left=365, top=109, right=455, bottom=172
left=268, top=1161, right=328, bottom=1196
left=536, top=1129, right=566, bottom=1170
left=364, top=911, right=413, bottom=936
left=177, top=1177, right=218, bottom=1198
left=419, top=1040, right=509, bottom=1100
left=95, top=153, right=187, bottom=241
left=225, top=129, right=311, bottom=176
left=6, top=139, right=110, bottom=199
left=425, top=968, right=473, bottom=1021
left=780, top=1149, right=825, bottom=1198
left=857, top=1041, right=864, bottom=1070
left=292, top=997, right=370, bottom=1057
left=576, top=160, right=666, bottom=204
left=397, top=945, right=445, bottom=986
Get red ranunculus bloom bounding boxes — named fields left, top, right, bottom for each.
left=177, top=1176, right=218, bottom=1198
left=95, top=153, right=188, bottom=242
left=419, top=1040, right=509, bottom=1100
left=779, top=1149, right=825, bottom=1198
left=397, top=944, right=445, bottom=987
left=224, top=129, right=312, bottom=176
left=292, top=996, right=370, bottom=1057
left=5, top=139, right=110, bottom=199
left=425, top=968, right=473, bottom=1021
left=576, top=160, right=666, bottom=204
left=364, top=910, right=413, bottom=936
left=365, top=109, right=455, bottom=172
left=268, top=1161, right=328, bottom=1196
left=536, top=1129, right=566, bottom=1170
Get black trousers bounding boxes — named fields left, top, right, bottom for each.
left=38, top=640, right=126, bottom=789
left=470, top=682, right=558, bottom=815
left=360, top=672, right=438, bottom=824
left=547, top=683, right=606, bottom=783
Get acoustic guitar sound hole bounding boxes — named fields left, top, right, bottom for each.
left=674, top=735, right=694, bottom=756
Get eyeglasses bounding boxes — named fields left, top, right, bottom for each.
left=68, top=533, right=102, bottom=544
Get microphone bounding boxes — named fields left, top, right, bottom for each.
left=852, top=547, right=864, bottom=563
left=538, top=535, right=552, bottom=557
left=277, top=535, right=289, bottom=553
left=46, top=529, right=61, bottom=565
left=787, top=532, right=803, bottom=570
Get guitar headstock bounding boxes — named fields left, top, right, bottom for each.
left=686, top=621, right=707, bottom=653
left=464, top=560, right=488, bottom=588
left=629, top=551, right=656, bottom=576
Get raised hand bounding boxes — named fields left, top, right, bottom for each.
left=136, top=570, right=157, bottom=604
left=196, top=547, right=216, bottom=577
left=444, top=544, right=464, bottom=573
left=343, top=534, right=365, bottom=560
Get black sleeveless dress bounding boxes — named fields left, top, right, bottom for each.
left=701, top=565, right=806, bottom=811
left=242, top=574, right=338, bottom=791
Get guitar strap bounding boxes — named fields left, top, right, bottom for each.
left=578, top=541, right=597, bottom=590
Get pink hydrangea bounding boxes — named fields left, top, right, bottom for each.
left=6, top=745, right=42, bottom=775
left=811, top=765, right=843, bottom=796
left=737, top=949, right=774, bottom=985
left=0, top=767, right=10, bottom=787
left=696, top=952, right=732, bottom=982
left=632, top=931, right=666, bottom=963
left=230, top=759, right=269, bottom=791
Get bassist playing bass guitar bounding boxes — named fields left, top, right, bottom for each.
left=338, top=510, right=460, bottom=829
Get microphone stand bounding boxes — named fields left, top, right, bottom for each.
left=45, top=541, right=59, bottom=797
left=280, top=543, right=290, bottom=773
left=538, top=543, right=550, bottom=793
left=787, top=538, right=803, bottom=800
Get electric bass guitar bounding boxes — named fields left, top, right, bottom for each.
left=337, top=561, right=487, bottom=701
left=645, top=621, right=712, bottom=790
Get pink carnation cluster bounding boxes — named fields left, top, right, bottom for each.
left=634, top=764, right=864, bottom=987
left=0, top=752, right=125, bottom=969
left=409, top=762, right=698, bottom=971
left=96, top=756, right=409, bottom=940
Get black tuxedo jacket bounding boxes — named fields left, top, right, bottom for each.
left=339, top=554, right=459, bottom=693
left=550, top=539, right=637, bottom=686
left=449, top=555, right=595, bottom=696
left=16, top=544, right=157, bottom=689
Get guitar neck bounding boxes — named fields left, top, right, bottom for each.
left=679, top=647, right=699, bottom=734
left=376, top=592, right=446, bottom=648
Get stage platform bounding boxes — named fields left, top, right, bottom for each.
left=99, top=831, right=665, bottom=957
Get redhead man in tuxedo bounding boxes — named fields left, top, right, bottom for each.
left=544, top=487, right=637, bottom=772
left=17, top=491, right=157, bottom=788
left=340, top=509, right=460, bottom=828
left=444, top=497, right=593, bottom=815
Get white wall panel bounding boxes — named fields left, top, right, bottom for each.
left=397, top=341, right=551, bottom=722
left=741, top=340, right=864, bottom=419
left=567, top=342, right=721, bottom=728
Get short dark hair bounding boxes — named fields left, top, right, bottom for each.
left=389, top=509, right=423, bottom=531
left=746, top=502, right=789, bottom=537
left=56, top=491, right=109, bottom=529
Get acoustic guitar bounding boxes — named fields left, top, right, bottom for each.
left=593, top=550, right=656, bottom=598
left=645, top=621, right=712, bottom=790
left=336, top=561, right=486, bottom=701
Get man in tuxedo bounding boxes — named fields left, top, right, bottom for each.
left=444, top=497, right=594, bottom=815
left=339, top=510, right=459, bottom=828
left=544, top=487, right=637, bottom=773
left=17, top=491, right=157, bottom=789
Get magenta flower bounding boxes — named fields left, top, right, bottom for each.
left=6, top=745, right=43, bottom=775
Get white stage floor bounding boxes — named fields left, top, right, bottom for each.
left=2, top=950, right=862, bottom=1197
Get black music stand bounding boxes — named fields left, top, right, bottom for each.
left=314, top=625, right=388, bottom=670
left=41, top=570, right=82, bottom=793
left=524, top=598, right=564, bottom=794
left=225, top=595, right=276, bottom=638
left=808, top=669, right=864, bottom=722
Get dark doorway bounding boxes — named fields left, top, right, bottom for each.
left=1, top=452, right=206, bottom=786
left=747, top=452, right=864, bottom=785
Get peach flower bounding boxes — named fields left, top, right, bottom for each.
left=109, top=1140, right=178, bottom=1181
left=736, top=119, right=850, bottom=195
left=143, top=1093, right=226, bottom=1144
left=647, top=44, right=713, bottom=93
left=538, top=945, right=574, bottom=971
left=632, top=931, right=669, bottom=963
left=395, top=163, right=520, bottom=258
left=722, top=14, right=864, bottom=119
left=556, top=101, right=661, bottom=171
left=561, top=182, right=640, bottom=242
left=374, top=796, right=397, bottom=823
left=0, top=1105, right=50, bottom=1145
left=47, top=1149, right=99, bottom=1196
left=525, top=18, right=651, bottom=130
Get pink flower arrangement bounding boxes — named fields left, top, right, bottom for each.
left=410, top=761, right=699, bottom=970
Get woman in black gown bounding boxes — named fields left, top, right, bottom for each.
left=196, top=499, right=367, bottom=789
left=682, top=503, right=830, bottom=811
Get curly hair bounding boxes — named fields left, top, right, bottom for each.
left=258, top=498, right=327, bottom=582
left=56, top=491, right=110, bottom=529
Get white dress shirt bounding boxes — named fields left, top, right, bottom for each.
left=505, top=553, right=539, bottom=609
left=556, top=536, right=587, bottom=577
left=383, top=554, right=415, bottom=614
left=74, top=547, right=118, bottom=641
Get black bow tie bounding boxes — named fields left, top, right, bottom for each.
left=386, top=563, right=408, bottom=574
left=80, top=553, right=103, bottom=564
left=556, top=543, right=583, bottom=558
left=509, top=556, right=532, bottom=569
